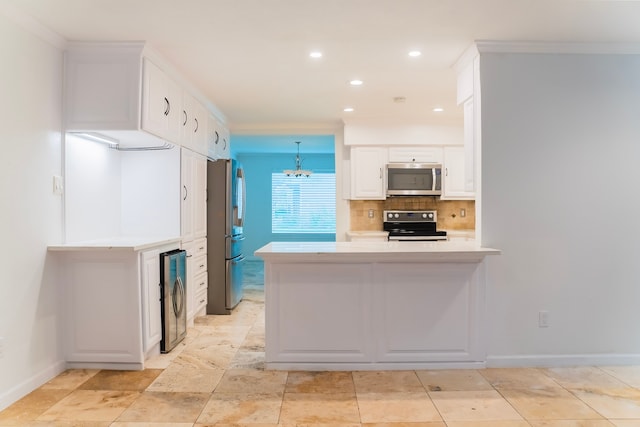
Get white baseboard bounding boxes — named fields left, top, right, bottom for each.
left=0, top=360, right=66, bottom=411
left=486, top=353, right=640, bottom=368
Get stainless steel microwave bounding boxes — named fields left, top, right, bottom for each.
left=386, top=163, right=442, bottom=196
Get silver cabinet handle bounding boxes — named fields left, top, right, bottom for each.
left=183, top=185, right=188, bottom=201
left=194, top=117, right=199, bottom=133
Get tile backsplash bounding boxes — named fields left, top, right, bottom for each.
left=350, top=198, right=475, bottom=231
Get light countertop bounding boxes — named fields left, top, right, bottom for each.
left=255, top=241, right=500, bottom=263
left=48, top=236, right=181, bottom=252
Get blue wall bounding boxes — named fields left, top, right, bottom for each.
left=236, top=152, right=336, bottom=260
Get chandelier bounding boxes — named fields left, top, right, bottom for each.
left=283, top=141, right=312, bottom=177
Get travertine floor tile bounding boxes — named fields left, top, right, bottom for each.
left=179, top=343, right=238, bottom=370
left=445, top=422, right=531, bottom=427
left=187, top=326, right=250, bottom=346
left=571, top=388, right=640, bottom=419
left=528, top=420, right=616, bottom=426
left=279, top=392, right=360, bottom=423
left=429, top=390, right=523, bottom=422
left=228, top=350, right=265, bottom=370
left=416, top=369, right=493, bottom=392
left=544, top=367, right=629, bottom=390
left=1, top=421, right=111, bottom=426
left=39, top=369, right=100, bottom=390
left=353, top=371, right=424, bottom=393
left=601, top=366, right=640, bottom=389
left=77, top=369, right=162, bottom=391
left=37, top=390, right=139, bottom=422
left=215, top=368, right=287, bottom=393
left=362, top=423, right=446, bottom=427
left=286, top=371, right=355, bottom=394
left=501, top=388, right=605, bottom=420
left=0, top=389, right=71, bottom=422
left=195, top=392, right=282, bottom=424
left=146, top=363, right=224, bottom=393
left=610, top=420, right=640, bottom=426
left=480, top=368, right=562, bottom=390
left=356, top=391, right=442, bottom=423
left=112, top=423, right=193, bottom=427
left=116, top=391, right=209, bottom=423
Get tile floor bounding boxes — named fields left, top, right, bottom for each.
left=2, top=260, right=640, bottom=426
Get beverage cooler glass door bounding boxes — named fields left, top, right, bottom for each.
left=160, top=249, right=187, bottom=353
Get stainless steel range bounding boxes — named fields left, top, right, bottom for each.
left=383, top=210, right=448, bottom=241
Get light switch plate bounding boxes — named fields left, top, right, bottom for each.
left=53, top=175, right=64, bottom=195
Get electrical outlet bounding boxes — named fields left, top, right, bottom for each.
left=460, top=208, right=466, bottom=218
left=538, top=311, right=549, bottom=328
left=368, top=209, right=374, bottom=219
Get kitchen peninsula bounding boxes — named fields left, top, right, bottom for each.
left=255, top=241, right=500, bottom=370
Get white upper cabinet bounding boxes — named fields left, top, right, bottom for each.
left=350, top=147, right=387, bottom=200
left=388, top=146, right=443, bottom=163
left=141, top=58, right=182, bottom=143
left=181, top=93, right=208, bottom=156
left=207, top=114, right=230, bottom=160
left=442, top=146, right=474, bottom=200
left=64, top=42, right=226, bottom=153
left=454, top=44, right=480, bottom=195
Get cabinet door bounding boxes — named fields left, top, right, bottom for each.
left=388, top=146, right=443, bottom=163
left=193, top=155, right=207, bottom=239
left=218, top=126, right=230, bottom=159
left=181, top=94, right=207, bottom=155
left=141, top=250, right=162, bottom=352
left=141, top=59, right=182, bottom=143
left=350, top=147, right=387, bottom=200
left=181, top=149, right=195, bottom=242
left=207, top=114, right=221, bottom=159
left=442, top=146, right=474, bottom=200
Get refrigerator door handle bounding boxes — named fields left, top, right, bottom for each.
left=235, top=167, right=246, bottom=227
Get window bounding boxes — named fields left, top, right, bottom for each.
left=272, top=173, right=336, bottom=233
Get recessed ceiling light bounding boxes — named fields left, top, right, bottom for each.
left=408, top=50, right=422, bottom=57
left=349, top=79, right=363, bottom=86
left=343, top=107, right=354, bottom=112
left=433, top=107, right=444, bottom=112
left=309, top=51, right=323, bottom=58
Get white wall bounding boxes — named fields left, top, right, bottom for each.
left=481, top=52, right=640, bottom=365
left=0, top=9, right=65, bottom=409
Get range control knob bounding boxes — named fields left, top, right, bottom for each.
left=422, top=213, right=428, bottom=219
left=387, top=213, right=393, bottom=219
left=394, top=213, right=400, bottom=218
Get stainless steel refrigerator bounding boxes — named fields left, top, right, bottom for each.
left=206, top=159, right=246, bottom=314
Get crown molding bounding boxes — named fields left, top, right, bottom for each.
left=0, top=2, right=67, bottom=50
left=475, top=40, right=640, bottom=55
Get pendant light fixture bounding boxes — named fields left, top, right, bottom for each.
left=283, top=141, right=312, bottom=177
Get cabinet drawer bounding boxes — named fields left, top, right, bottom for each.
left=193, top=272, right=208, bottom=295
left=192, top=254, right=207, bottom=276
left=195, top=286, right=208, bottom=311
left=192, top=238, right=207, bottom=257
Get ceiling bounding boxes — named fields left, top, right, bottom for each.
left=7, top=0, right=640, bottom=132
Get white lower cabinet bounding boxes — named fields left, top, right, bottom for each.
left=183, top=237, right=208, bottom=323
left=53, top=240, right=180, bottom=370
left=141, top=249, right=162, bottom=354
